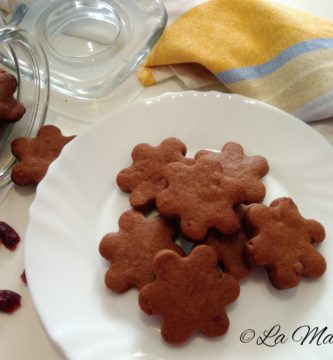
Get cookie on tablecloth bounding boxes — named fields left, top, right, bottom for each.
left=11, top=125, right=75, bottom=185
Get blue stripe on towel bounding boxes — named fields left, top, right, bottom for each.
left=294, top=88, right=333, bottom=122
left=217, top=38, right=333, bottom=83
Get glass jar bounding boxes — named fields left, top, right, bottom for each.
left=3, top=0, right=167, bottom=99
left=0, top=24, right=49, bottom=188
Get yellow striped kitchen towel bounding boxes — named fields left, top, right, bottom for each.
left=138, top=0, right=333, bottom=122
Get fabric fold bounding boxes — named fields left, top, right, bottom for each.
left=138, top=0, right=333, bottom=121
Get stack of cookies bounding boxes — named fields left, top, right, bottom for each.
left=99, top=137, right=326, bottom=344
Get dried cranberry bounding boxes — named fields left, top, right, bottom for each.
left=0, top=221, right=20, bottom=250
left=20, top=270, right=27, bottom=285
left=0, top=290, right=21, bottom=313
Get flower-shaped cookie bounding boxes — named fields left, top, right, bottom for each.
left=11, top=125, right=75, bottom=185
left=116, top=137, right=194, bottom=209
left=99, top=210, right=184, bottom=293
left=245, top=197, right=326, bottom=289
left=139, top=245, right=240, bottom=343
left=156, top=156, right=246, bottom=240
left=195, top=142, right=269, bottom=203
left=202, top=206, right=251, bottom=280
left=0, top=69, right=25, bottom=123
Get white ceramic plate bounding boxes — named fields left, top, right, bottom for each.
left=25, top=92, right=333, bottom=360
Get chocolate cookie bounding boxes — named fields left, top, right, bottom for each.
left=116, top=137, right=194, bottom=209
left=201, top=206, right=251, bottom=279
left=139, top=245, right=240, bottom=343
left=0, top=69, right=25, bottom=123
left=156, top=156, right=247, bottom=240
left=11, top=125, right=75, bottom=185
left=245, top=197, right=326, bottom=289
left=99, top=210, right=184, bottom=293
left=196, top=142, right=269, bottom=203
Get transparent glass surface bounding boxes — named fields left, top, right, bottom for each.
left=19, top=0, right=167, bottom=99
left=0, top=27, right=49, bottom=188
